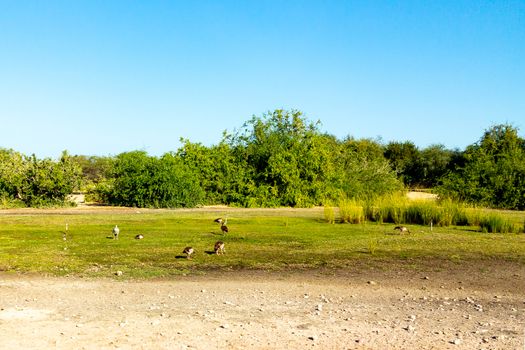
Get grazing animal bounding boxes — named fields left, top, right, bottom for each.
left=135, top=234, right=144, bottom=240
left=214, top=241, right=225, bottom=255
left=220, top=223, right=229, bottom=234
left=394, top=226, right=410, bottom=234
left=182, top=246, right=194, bottom=259
left=112, top=225, right=120, bottom=239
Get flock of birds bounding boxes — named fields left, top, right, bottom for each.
left=63, top=219, right=411, bottom=261
left=183, top=218, right=228, bottom=259
left=78, top=218, right=230, bottom=260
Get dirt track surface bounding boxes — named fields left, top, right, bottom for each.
left=0, top=264, right=524, bottom=350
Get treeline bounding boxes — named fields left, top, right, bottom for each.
left=1, top=110, right=524, bottom=209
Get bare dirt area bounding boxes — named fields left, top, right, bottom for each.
left=0, top=263, right=524, bottom=350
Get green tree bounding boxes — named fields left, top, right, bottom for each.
left=384, top=141, right=420, bottom=187
left=20, top=151, right=82, bottom=206
left=335, top=138, right=403, bottom=199
left=226, top=109, right=329, bottom=207
left=415, top=144, right=454, bottom=188
left=0, top=149, right=27, bottom=201
left=104, top=151, right=204, bottom=208
left=177, top=139, right=248, bottom=205
left=438, top=124, right=525, bottom=209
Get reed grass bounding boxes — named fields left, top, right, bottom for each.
left=323, top=205, right=336, bottom=224
left=479, top=214, right=516, bottom=233
left=337, top=193, right=523, bottom=233
left=338, top=199, right=365, bottom=224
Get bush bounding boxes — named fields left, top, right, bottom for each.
left=104, top=151, right=204, bottom=208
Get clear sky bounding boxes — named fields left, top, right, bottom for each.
left=1, top=0, right=524, bottom=158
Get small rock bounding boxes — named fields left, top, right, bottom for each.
left=404, top=325, right=415, bottom=332
left=408, top=315, right=416, bottom=322
left=367, top=281, right=377, bottom=285
left=308, top=335, right=318, bottom=341
left=451, top=338, right=462, bottom=345
left=220, top=324, right=230, bottom=329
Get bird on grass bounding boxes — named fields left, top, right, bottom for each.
left=112, top=225, right=120, bottom=239
left=220, top=222, right=229, bottom=234
left=394, top=226, right=410, bottom=234
left=182, top=246, right=194, bottom=259
left=214, top=241, right=225, bottom=255
left=214, top=218, right=226, bottom=224
left=135, top=234, right=144, bottom=240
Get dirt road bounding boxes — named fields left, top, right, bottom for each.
left=0, top=263, right=523, bottom=350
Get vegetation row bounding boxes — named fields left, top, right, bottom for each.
left=1, top=109, right=524, bottom=210
left=324, top=194, right=525, bottom=234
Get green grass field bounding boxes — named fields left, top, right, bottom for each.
left=0, top=207, right=524, bottom=278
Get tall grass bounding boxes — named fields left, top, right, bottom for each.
left=323, top=205, right=336, bottom=224
left=339, top=199, right=365, bottom=224
left=364, top=193, right=409, bottom=224
left=479, top=214, right=516, bottom=233
left=336, top=193, right=522, bottom=233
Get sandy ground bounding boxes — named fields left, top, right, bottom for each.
left=0, top=263, right=524, bottom=350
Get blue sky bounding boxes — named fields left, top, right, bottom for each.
left=1, top=0, right=524, bottom=158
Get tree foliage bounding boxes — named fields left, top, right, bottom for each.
left=0, top=150, right=81, bottom=207
left=98, top=151, right=204, bottom=208
left=2, top=112, right=522, bottom=210
left=438, top=124, right=525, bottom=209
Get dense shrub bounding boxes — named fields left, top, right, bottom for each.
left=438, top=124, right=525, bottom=210
left=101, top=151, right=204, bottom=208
left=0, top=150, right=81, bottom=207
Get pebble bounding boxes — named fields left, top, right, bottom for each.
left=404, top=325, right=415, bottom=332
left=367, top=281, right=377, bottom=285
left=308, top=335, right=318, bottom=341
left=451, top=338, right=462, bottom=345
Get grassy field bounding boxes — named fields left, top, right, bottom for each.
left=0, top=207, right=524, bottom=278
